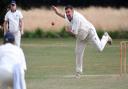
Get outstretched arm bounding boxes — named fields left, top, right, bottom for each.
left=52, top=6, right=65, bottom=19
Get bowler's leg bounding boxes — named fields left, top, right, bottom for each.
left=90, top=29, right=111, bottom=52
left=75, top=38, right=86, bottom=74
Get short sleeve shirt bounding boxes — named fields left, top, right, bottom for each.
left=0, top=43, right=27, bottom=72
left=5, top=10, right=23, bottom=33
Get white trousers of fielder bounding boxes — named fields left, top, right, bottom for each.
left=13, top=64, right=26, bottom=89
left=0, top=64, right=26, bottom=89
left=75, top=28, right=109, bottom=73
left=13, top=31, right=21, bottom=47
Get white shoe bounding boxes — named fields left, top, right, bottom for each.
left=104, top=32, right=112, bottom=45
left=75, top=72, right=81, bottom=79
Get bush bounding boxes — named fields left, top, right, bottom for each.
left=23, top=28, right=47, bottom=38
left=7, top=28, right=128, bottom=39
left=1, top=25, right=127, bottom=39
left=34, top=28, right=46, bottom=38
left=23, top=31, right=34, bottom=38
left=108, top=31, right=119, bottom=39
left=23, top=27, right=74, bottom=38
left=45, top=31, right=60, bottom=38
left=118, top=31, right=128, bottom=39
left=96, top=30, right=128, bottom=39
left=97, top=30, right=104, bottom=39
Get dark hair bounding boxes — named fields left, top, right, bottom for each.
left=65, top=5, right=73, bottom=10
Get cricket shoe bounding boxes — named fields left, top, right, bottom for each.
left=104, top=32, right=112, bottom=45
left=75, top=72, right=81, bottom=79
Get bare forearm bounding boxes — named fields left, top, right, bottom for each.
left=20, top=22, right=23, bottom=31
left=52, top=6, right=65, bottom=19
left=19, top=19, right=24, bottom=34
left=55, top=11, right=65, bottom=18
left=3, top=21, right=8, bottom=34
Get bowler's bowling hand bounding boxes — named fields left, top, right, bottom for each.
left=65, top=26, right=71, bottom=32
left=52, top=6, right=58, bottom=13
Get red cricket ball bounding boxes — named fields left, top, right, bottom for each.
left=51, top=22, right=55, bottom=26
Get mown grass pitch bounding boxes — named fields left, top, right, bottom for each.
left=20, top=38, right=128, bottom=89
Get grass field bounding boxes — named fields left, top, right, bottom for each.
left=18, top=38, right=128, bottom=89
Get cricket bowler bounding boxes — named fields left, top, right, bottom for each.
left=52, top=5, right=112, bottom=78
left=0, top=32, right=27, bottom=89
left=4, top=0, right=24, bottom=47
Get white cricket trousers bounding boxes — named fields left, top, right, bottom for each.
left=13, top=31, right=21, bottom=47
left=75, top=28, right=109, bottom=73
left=0, top=65, right=26, bottom=89
left=0, top=66, right=12, bottom=89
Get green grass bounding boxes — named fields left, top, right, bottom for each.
left=3, top=38, right=128, bottom=89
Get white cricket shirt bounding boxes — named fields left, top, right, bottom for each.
left=65, top=10, right=95, bottom=35
left=5, top=10, right=23, bottom=33
left=0, top=43, right=26, bottom=73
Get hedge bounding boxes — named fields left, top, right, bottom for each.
left=23, top=28, right=128, bottom=39
left=0, top=27, right=128, bottom=39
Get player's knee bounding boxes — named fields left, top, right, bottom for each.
left=75, top=50, right=82, bottom=55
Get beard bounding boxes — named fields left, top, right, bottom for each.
left=67, top=15, right=73, bottom=22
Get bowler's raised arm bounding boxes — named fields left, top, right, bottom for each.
left=52, top=6, right=65, bottom=18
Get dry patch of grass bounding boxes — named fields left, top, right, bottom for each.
left=22, top=7, right=128, bottom=31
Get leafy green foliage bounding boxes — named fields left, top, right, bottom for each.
left=22, top=28, right=128, bottom=39
left=23, top=27, right=74, bottom=38
left=0, top=27, right=128, bottom=39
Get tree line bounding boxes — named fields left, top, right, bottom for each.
left=27, top=0, right=128, bottom=8
left=0, top=0, right=128, bottom=26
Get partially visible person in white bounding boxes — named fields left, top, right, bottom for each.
left=4, top=0, right=24, bottom=47
left=52, top=5, right=112, bottom=78
left=0, top=32, right=27, bottom=89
